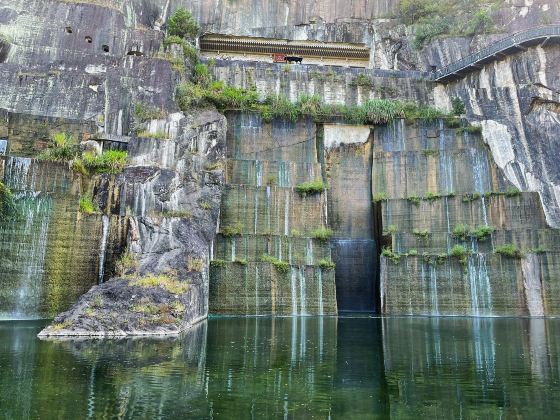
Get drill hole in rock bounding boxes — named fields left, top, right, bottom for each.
left=85, top=36, right=92, bottom=43
left=102, top=45, right=110, bottom=53
left=65, top=26, right=73, bottom=34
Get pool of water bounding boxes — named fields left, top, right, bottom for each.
left=1, top=316, right=559, bottom=418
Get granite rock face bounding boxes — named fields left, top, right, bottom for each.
left=39, top=108, right=227, bottom=336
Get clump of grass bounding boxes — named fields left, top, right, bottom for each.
left=295, top=180, right=326, bottom=197
left=81, top=150, right=128, bottom=174
left=422, top=149, right=439, bottom=157
left=51, top=320, right=72, bottom=331
left=350, top=73, right=373, bottom=87
left=424, top=192, right=442, bottom=202
left=115, top=251, right=138, bottom=276
left=222, top=222, right=243, bottom=237
left=204, top=161, right=222, bottom=171
left=412, top=228, right=430, bottom=239
left=137, top=130, right=169, bottom=140
left=163, top=35, right=198, bottom=62
left=37, top=132, right=80, bottom=162
left=261, top=254, right=290, bottom=273
left=91, top=295, right=103, bottom=309
left=469, top=225, right=494, bottom=241
left=408, top=249, right=418, bottom=256
left=187, top=256, right=204, bottom=272
left=450, top=244, right=469, bottom=265
left=131, top=303, right=159, bottom=315
left=462, top=192, right=481, bottom=203
left=423, top=253, right=447, bottom=267
left=234, top=258, right=247, bottom=266
left=444, top=117, right=461, bottom=128
left=318, top=259, right=336, bottom=270
left=373, top=192, right=388, bottom=203
left=171, top=301, right=186, bottom=313
left=504, top=187, right=521, bottom=198
left=290, top=229, right=301, bottom=237
left=79, top=193, right=96, bottom=214
left=310, top=228, right=333, bottom=242
left=458, top=124, right=482, bottom=135
left=529, top=247, right=548, bottom=255
left=382, top=247, right=401, bottom=264
left=130, top=275, right=189, bottom=294
left=199, top=201, right=212, bottom=210
left=495, top=244, right=522, bottom=258
left=407, top=195, right=421, bottom=206
left=451, top=97, right=466, bottom=115
left=134, top=103, right=165, bottom=122
left=210, top=259, right=228, bottom=268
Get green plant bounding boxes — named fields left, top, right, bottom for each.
left=444, top=117, right=461, bottom=128
left=115, top=251, right=138, bottom=276
left=458, top=124, right=482, bottom=135
left=81, top=150, right=128, bottom=174
left=131, top=303, right=159, bottom=315
left=194, top=63, right=211, bottom=86
left=37, top=132, right=79, bottom=161
left=310, top=228, right=333, bottom=242
left=91, top=295, right=104, bottom=309
left=373, top=192, right=388, bottom=203
left=452, top=223, right=469, bottom=241
left=495, top=244, right=522, bottom=258
left=134, top=103, right=165, bottom=122
left=385, top=224, right=398, bottom=235
left=407, top=195, right=421, bottom=206
left=199, top=201, right=212, bottom=210
left=290, top=229, right=301, bottom=237
left=451, top=97, right=466, bottom=116
left=210, top=259, right=228, bottom=268
left=167, top=8, right=199, bottom=40
left=469, top=225, right=494, bottom=241
left=295, top=180, right=326, bottom=197
left=422, top=149, right=439, bottom=157
left=351, top=73, right=373, bottom=87
left=79, top=194, right=96, bottom=214
left=450, top=244, right=469, bottom=265
left=161, top=210, right=193, bottom=218
left=529, top=247, right=548, bottom=255
left=137, top=130, right=169, bottom=140
left=261, top=254, right=290, bottom=273
left=504, top=187, right=521, bottom=198
left=408, top=249, right=418, bottom=256
left=462, top=192, right=480, bottom=203
left=130, top=275, right=190, bottom=294
left=412, top=228, right=430, bottom=239
left=187, top=256, right=204, bottom=272
left=0, top=182, right=15, bottom=221
left=423, top=253, right=447, bottom=266
left=221, top=222, right=243, bottom=237
left=424, top=192, right=442, bottom=202
left=382, top=247, right=401, bottom=264
left=318, top=259, right=336, bottom=270
left=163, top=36, right=198, bottom=62
left=234, top=258, right=248, bottom=266
left=465, top=8, right=493, bottom=36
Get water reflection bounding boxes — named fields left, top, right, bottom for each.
left=1, top=317, right=560, bottom=418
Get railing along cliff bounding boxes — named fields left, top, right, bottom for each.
left=432, top=25, right=560, bottom=83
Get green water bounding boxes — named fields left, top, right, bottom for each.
left=1, top=317, right=560, bottom=419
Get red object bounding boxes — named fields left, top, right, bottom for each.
left=273, top=53, right=286, bottom=63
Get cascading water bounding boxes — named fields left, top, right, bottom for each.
left=255, top=160, right=262, bottom=187
left=299, top=266, right=307, bottom=316
left=97, top=215, right=110, bottom=284
left=305, top=238, right=313, bottom=265
left=1, top=157, right=52, bottom=319
left=0, top=139, right=7, bottom=155
left=291, top=267, right=298, bottom=316
left=317, top=269, right=324, bottom=316
left=467, top=253, right=493, bottom=316
left=429, top=266, right=439, bottom=316
left=231, top=238, right=236, bottom=262
left=284, top=189, right=289, bottom=236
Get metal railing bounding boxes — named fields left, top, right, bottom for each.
left=432, top=25, right=560, bottom=81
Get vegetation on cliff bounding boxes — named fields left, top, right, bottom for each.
left=167, top=8, right=199, bottom=40
left=0, top=181, right=15, bottom=221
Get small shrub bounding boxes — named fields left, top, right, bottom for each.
left=408, top=249, right=418, bottom=256
left=265, top=175, right=277, bottom=186
left=458, top=124, right=482, bottom=135
left=373, top=192, right=388, bottom=203
left=422, top=149, right=439, bottom=157
left=261, top=254, right=290, bottom=273
left=295, top=180, right=326, bottom=197
left=134, top=103, right=165, bottom=122
left=37, top=132, right=79, bottom=161
left=382, top=247, right=400, bottom=264
left=51, top=320, right=72, bottom=331
left=115, top=251, right=138, bottom=276
left=423, top=253, right=447, bottom=267
left=82, top=150, right=128, bottom=174
left=451, top=97, right=466, bottom=116
left=0, top=182, right=15, bottom=221
left=452, top=223, right=469, bottom=241
left=529, top=247, right=548, bottom=255
left=407, top=195, right=421, bottom=206
left=234, top=258, right=247, bottom=266
left=199, top=201, right=212, bottom=210
left=469, top=225, right=494, bottom=241
left=318, top=259, right=336, bottom=270
left=412, top=228, right=430, bottom=239
left=351, top=73, right=373, bottom=87
left=161, top=210, right=193, bottom=218
left=444, top=117, right=461, bottom=128
left=462, top=192, right=480, bottom=203
left=290, top=229, right=301, bottom=237
left=450, top=244, right=469, bottom=265
left=171, top=301, right=186, bottom=313
left=495, top=244, right=522, bottom=258
left=194, top=63, right=211, bottom=86
left=91, top=295, right=103, bottom=309
left=384, top=224, right=398, bottom=235
left=310, top=228, right=333, bottom=242
left=131, top=303, right=159, bottom=315
left=204, top=162, right=222, bottom=171
left=167, top=8, right=199, bottom=40
left=137, top=130, right=169, bottom=140
left=79, top=194, right=96, bottom=214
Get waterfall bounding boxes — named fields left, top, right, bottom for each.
left=5, top=157, right=35, bottom=191
left=468, top=254, right=493, bottom=316
left=255, top=265, right=259, bottom=315
left=429, top=266, right=439, bottom=316
left=317, top=269, right=324, bottom=316
left=445, top=197, right=451, bottom=253
left=481, top=196, right=489, bottom=227
left=11, top=194, right=53, bottom=318
left=253, top=189, right=258, bottom=235
left=288, top=242, right=292, bottom=264
left=98, top=215, right=110, bottom=284
left=266, top=185, right=271, bottom=231
left=299, top=266, right=307, bottom=316
left=0, top=139, right=7, bottom=155
left=255, top=160, right=262, bottom=187
left=290, top=267, right=298, bottom=315
left=521, top=254, right=544, bottom=317
left=278, top=161, right=290, bottom=187
left=305, top=238, right=313, bottom=265
left=284, top=189, right=289, bottom=235
left=230, top=238, right=236, bottom=262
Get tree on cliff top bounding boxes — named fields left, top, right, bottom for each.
left=168, top=8, right=199, bottom=40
